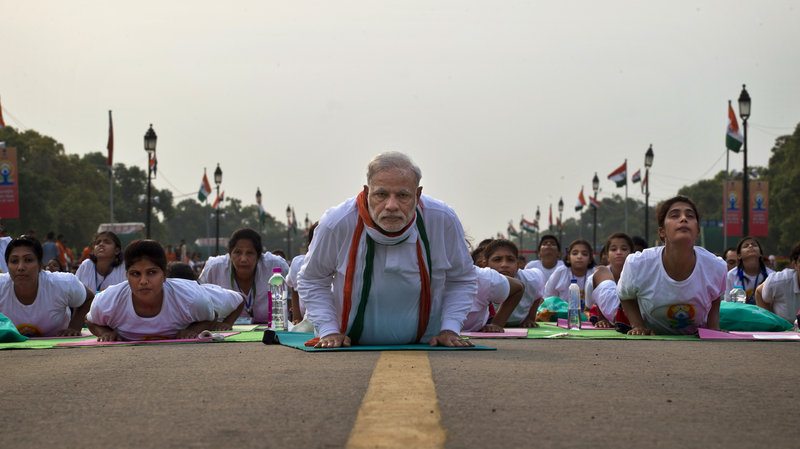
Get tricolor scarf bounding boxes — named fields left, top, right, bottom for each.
left=341, top=190, right=432, bottom=344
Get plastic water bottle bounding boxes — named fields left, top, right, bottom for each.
left=567, top=279, right=581, bottom=330
left=269, top=268, right=288, bottom=331
left=729, top=285, right=746, bottom=303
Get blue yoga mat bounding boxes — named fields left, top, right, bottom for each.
left=276, top=332, right=496, bottom=352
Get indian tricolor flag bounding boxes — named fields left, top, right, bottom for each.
left=198, top=170, right=212, bottom=202
left=575, top=186, right=586, bottom=211
left=212, top=191, right=225, bottom=209
left=726, top=100, right=743, bottom=153
left=608, top=160, right=627, bottom=187
left=507, top=221, right=520, bottom=238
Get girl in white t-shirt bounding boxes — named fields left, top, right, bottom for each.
left=617, top=196, right=726, bottom=335
left=86, top=240, right=244, bottom=341
left=524, top=234, right=565, bottom=284
left=0, top=236, right=93, bottom=337
left=544, top=239, right=596, bottom=309
left=75, top=231, right=127, bottom=293
left=586, top=233, right=633, bottom=328
left=725, top=236, right=773, bottom=304
left=484, top=239, right=544, bottom=328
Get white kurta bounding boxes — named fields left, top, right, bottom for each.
left=759, top=269, right=800, bottom=323
left=617, top=246, right=726, bottom=334
left=298, top=194, right=477, bottom=344
left=524, top=259, right=565, bottom=284
left=462, top=266, right=510, bottom=332
left=75, top=259, right=127, bottom=292
left=544, top=264, right=594, bottom=305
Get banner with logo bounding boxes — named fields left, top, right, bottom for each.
left=749, top=180, right=769, bottom=237
left=723, top=180, right=742, bottom=237
left=0, top=146, right=20, bottom=219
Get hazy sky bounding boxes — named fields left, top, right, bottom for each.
left=3, top=1, right=799, bottom=242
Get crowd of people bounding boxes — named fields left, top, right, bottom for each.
left=1, top=152, right=798, bottom=345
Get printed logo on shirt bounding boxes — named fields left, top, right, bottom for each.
left=666, top=304, right=696, bottom=330
left=16, top=323, right=43, bottom=337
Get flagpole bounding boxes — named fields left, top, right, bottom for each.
left=624, top=158, right=629, bottom=234
left=724, top=149, right=729, bottom=250
left=107, top=110, right=114, bottom=223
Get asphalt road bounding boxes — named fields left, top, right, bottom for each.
left=2, top=338, right=798, bottom=449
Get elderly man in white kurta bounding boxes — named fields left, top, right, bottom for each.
left=298, top=152, right=477, bottom=348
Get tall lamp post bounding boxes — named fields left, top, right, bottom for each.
left=535, top=206, right=541, bottom=245
left=255, top=187, right=263, bottom=232
left=557, top=197, right=564, bottom=246
left=592, top=173, right=600, bottom=255
left=143, top=125, right=157, bottom=239
left=286, top=204, right=292, bottom=259
left=738, top=85, right=751, bottom=236
left=644, top=144, right=654, bottom=244
left=214, top=164, right=222, bottom=256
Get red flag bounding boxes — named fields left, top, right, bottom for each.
left=575, top=187, right=586, bottom=211
left=0, top=96, right=6, bottom=128
left=212, top=191, right=225, bottom=209
left=590, top=196, right=601, bottom=208
left=106, top=110, right=113, bottom=166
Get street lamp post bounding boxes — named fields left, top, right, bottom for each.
left=644, top=144, right=654, bottom=244
left=535, top=206, right=541, bottom=245
left=286, top=205, right=292, bottom=259
left=592, top=173, right=600, bottom=255
left=255, top=187, right=263, bottom=231
left=557, top=197, right=564, bottom=246
left=143, top=125, right=157, bottom=239
left=738, top=84, right=751, bottom=236
left=214, top=164, right=222, bottom=256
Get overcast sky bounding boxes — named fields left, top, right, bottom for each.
left=3, top=1, right=799, bottom=242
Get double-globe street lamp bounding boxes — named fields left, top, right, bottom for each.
left=214, top=164, right=222, bottom=256
left=738, top=85, right=752, bottom=236
left=143, top=125, right=157, bottom=239
left=644, top=144, right=654, bottom=244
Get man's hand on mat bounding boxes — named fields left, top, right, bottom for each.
left=97, top=330, right=120, bottom=342
left=57, top=328, right=82, bottom=337
left=430, top=330, right=473, bottom=347
left=315, top=333, right=351, bottom=348
left=479, top=324, right=504, bottom=333
left=595, top=319, right=614, bottom=329
left=520, top=318, right=539, bottom=328
left=627, top=326, right=654, bottom=336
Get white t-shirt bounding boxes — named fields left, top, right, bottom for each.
left=524, top=259, right=565, bottom=284
left=617, top=246, right=726, bottom=335
left=0, top=236, right=12, bottom=273
left=725, top=266, right=774, bottom=303
left=86, top=278, right=242, bottom=340
left=462, top=266, right=510, bottom=332
left=198, top=252, right=289, bottom=321
left=0, top=271, right=88, bottom=337
left=506, top=268, right=545, bottom=326
left=287, top=254, right=307, bottom=315
left=75, top=259, right=127, bottom=293
left=544, top=264, right=593, bottom=307
left=759, top=268, right=800, bottom=323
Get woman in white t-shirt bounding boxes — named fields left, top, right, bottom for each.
left=544, top=239, right=596, bottom=309
left=86, top=240, right=244, bottom=341
left=484, top=239, right=544, bottom=328
left=0, top=236, right=93, bottom=337
left=755, top=242, right=800, bottom=323
left=617, top=196, right=726, bottom=335
left=199, top=228, right=289, bottom=324
left=585, top=233, right=633, bottom=328
left=725, top=236, right=773, bottom=304
left=75, top=231, right=127, bottom=293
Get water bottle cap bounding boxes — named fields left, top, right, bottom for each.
left=570, top=278, right=578, bottom=284
left=734, top=285, right=744, bottom=289
left=272, top=267, right=282, bottom=273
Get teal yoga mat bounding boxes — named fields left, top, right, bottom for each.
left=527, top=323, right=699, bottom=341
left=276, top=332, right=496, bottom=352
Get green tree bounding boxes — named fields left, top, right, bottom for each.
left=767, top=124, right=800, bottom=254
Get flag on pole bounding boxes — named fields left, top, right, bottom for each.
left=0, top=96, right=5, bottom=128
left=149, top=152, right=157, bottom=178
left=212, top=191, right=225, bottom=209
left=198, top=170, right=212, bottom=202
left=575, top=186, right=586, bottom=211
left=726, top=100, right=743, bottom=153
left=548, top=204, right=553, bottom=228
left=590, top=195, right=601, bottom=209
left=641, top=171, right=648, bottom=194
left=521, top=218, right=537, bottom=233
left=631, top=169, right=641, bottom=184
left=607, top=161, right=627, bottom=187
left=291, top=207, right=298, bottom=233
left=507, top=221, right=520, bottom=238
left=106, top=110, right=114, bottom=166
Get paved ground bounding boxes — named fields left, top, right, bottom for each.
left=2, top=338, right=798, bottom=449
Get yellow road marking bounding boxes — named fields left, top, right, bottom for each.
left=347, top=351, right=445, bottom=449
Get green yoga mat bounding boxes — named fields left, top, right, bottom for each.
left=276, top=331, right=496, bottom=352
left=527, top=323, right=699, bottom=341
left=0, top=335, right=96, bottom=350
